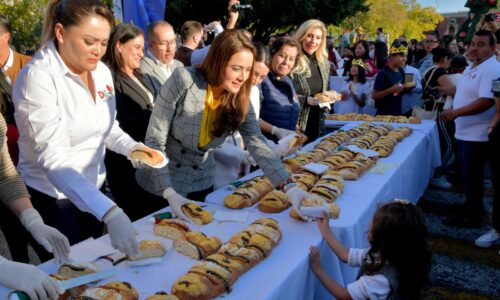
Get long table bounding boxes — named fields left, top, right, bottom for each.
left=0, top=121, right=441, bottom=300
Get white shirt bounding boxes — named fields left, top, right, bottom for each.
left=334, top=81, right=370, bottom=114
left=13, top=41, right=138, bottom=220
left=250, top=85, right=261, bottom=120
left=147, top=50, right=173, bottom=79
left=1, top=48, right=13, bottom=72
left=402, top=64, right=423, bottom=114
left=347, top=248, right=391, bottom=300
left=454, top=55, right=500, bottom=142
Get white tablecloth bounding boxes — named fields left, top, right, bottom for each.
left=0, top=121, right=441, bottom=300
left=206, top=120, right=441, bottom=297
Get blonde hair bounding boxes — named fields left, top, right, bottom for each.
left=292, top=19, right=328, bottom=76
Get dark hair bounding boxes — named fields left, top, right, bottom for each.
left=431, top=47, right=452, bottom=63
left=448, top=55, right=467, bottom=74
left=0, top=14, right=11, bottom=34
left=180, top=20, right=203, bottom=43
left=253, top=42, right=271, bottom=67
left=102, top=23, right=144, bottom=75
left=377, top=27, right=383, bottom=33
left=474, top=29, right=497, bottom=46
left=410, top=39, right=418, bottom=47
left=41, top=0, right=114, bottom=47
left=348, top=63, right=366, bottom=84
left=354, top=40, right=370, bottom=60
left=367, top=202, right=432, bottom=300
left=442, top=34, right=456, bottom=48
left=269, top=36, right=300, bottom=57
left=198, top=30, right=256, bottom=137
left=373, top=41, right=388, bottom=69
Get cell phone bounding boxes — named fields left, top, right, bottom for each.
left=492, top=78, right=500, bottom=97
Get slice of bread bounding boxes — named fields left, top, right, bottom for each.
left=128, top=240, right=166, bottom=261
left=154, top=219, right=191, bottom=240
left=181, top=204, right=213, bottom=225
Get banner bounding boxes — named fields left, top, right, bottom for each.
left=113, top=0, right=124, bottom=24
left=122, top=0, right=167, bottom=35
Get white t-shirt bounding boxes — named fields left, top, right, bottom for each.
left=454, top=55, right=500, bottom=142
left=346, top=248, right=391, bottom=300
left=250, top=85, right=261, bottom=120
left=334, top=81, right=370, bottom=114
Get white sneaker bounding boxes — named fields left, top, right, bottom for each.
left=474, top=229, right=500, bottom=248
left=430, top=177, right=452, bottom=189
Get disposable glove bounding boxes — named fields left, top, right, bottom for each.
left=242, top=150, right=257, bottom=166
left=163, top=187, right=198, bottom=223
left=19, top=208, right=70, bottom=265
left=286, top=186, right=313, bottom=222
left=271, top=126, right=295, bottom=140
left=0, top=255, right=61, bottom=300
left=103, top=207, right=139, bottom=257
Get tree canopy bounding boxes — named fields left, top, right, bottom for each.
left=0, top=0, right=48, bottom=53
left=165, top=0, right=368, bottom=41
left=335, top=0, right=443, bottom=43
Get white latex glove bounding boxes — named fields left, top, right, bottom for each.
left=271, top=126, right=295, bottom=140
left=163, top=187, right=198, bottom=223
left=307, top=96, right=319, bottom=106
left=266, top=139, right=285, bottom=158
left=103, top=207, right=139, bottom=257
left=19, top=208, right=70, bottom=265
left=286, top=186, right=313, bottom=222
left=242, top=150, right=257, bottom=166
left=0, top=255, right=61, bottom=300
left=128, top=142, right=168, bottom=169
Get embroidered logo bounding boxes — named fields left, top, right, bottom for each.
left=98, top=84, right=114, bottom=101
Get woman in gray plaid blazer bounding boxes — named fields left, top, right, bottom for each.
left=136, top=30, right=314, bottom=221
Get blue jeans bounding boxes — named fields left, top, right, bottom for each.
left=457, top=139, right=489, bottom=221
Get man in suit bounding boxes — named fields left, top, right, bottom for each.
left=141, top=21, right=183, bottom=95
left=0, top=15, right=30, bottom=86
left=174, top=21, right=203, bottom=67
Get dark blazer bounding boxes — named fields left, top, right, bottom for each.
left=291, top=58, right=330, bottom=138
left=136, top=67, right=290, bottom=196
left=113, top=71, right=155, bottom=142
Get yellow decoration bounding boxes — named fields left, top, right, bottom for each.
left=389, top=45, right=408, bottom=54
left=352, top=59, right=367, bottom=69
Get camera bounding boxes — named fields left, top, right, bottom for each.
left=492, top=78, right=500, bottom=97
left=231, top=4, right=253, bottom=11
left=484, top=13, right=497, bottom=23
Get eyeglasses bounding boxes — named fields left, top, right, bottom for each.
left=151, top=39, right=176, bottom=48
left=425, top=40, right=439, bottom=44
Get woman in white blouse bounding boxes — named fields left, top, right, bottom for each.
left=12, top=0, right=147, bottom=259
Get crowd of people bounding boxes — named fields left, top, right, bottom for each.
left=0, top=0, right=499, bottom=299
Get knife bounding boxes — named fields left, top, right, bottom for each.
left=10, top=267, right=117, bottom=300
left=57, top=266, right=117, bottom=290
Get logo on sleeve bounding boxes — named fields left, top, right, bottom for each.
left=98, top=84, right=114, bottom=101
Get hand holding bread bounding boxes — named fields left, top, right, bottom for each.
left=163, top=188, right=199, bottom=223
left=128, top=142, right=168, bottom=169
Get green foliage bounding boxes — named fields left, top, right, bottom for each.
left=337, top=0, right=443, bottom=43
left=165, top=0, right=367, bottom=41
left=0, top=0, right=48, bottom=53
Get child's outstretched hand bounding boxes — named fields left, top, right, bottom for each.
left=309, top=246, right=322, bottom=272
left=316, top=215, right=331, bottom=237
